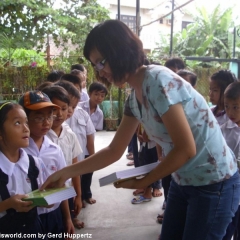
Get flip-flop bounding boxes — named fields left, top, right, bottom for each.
left=131, top=195, right=151, bottom=204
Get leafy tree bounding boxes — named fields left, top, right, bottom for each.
left=0, top=0, right=110, bottom=52
left=152, top=4, right=236, bottom=61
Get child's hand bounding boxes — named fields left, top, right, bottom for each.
left=73, top=196, right=82, bottom=216
left=9, top=194, right=34, bottom=212
left=64, top=218, right=74, bottom=240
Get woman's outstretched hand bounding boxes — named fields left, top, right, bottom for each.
left=40, top=169, right=67, bottom=190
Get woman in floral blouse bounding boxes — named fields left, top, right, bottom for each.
left=41, top=20, right=240, bottom=240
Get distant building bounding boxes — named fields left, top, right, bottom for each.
left=98, top=0, right=193, bottom=52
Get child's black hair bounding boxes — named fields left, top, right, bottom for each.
left=224, top=82, right=240, bottom=100
left=55, top=80, right=80, bottom=100
left=47, top=70, right=65, bottom=82
left=177, top=69, right=197, bottom=87
left=0, top=102, right=22, bottom=137
left=211, top=69, right=238, bottom=114
left=60, top=74, right=82, bottom=91
left=164, top=57, right=185, bottom=71
left=71, top=64, right=85, bottom=72
left=36, top=81, right=54, bottom=91
left=88, top=82, right=108, bottom=96
left=41, top=86, right=70, bottom=105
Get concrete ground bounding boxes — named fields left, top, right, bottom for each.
left=75, top=131, right=164, bottom=240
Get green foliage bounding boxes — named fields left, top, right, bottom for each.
left=152, top=4, right=236, bottom=63
left=0, top=0, right=110, bottom=51
left=0, top=47, right=46, bottom=67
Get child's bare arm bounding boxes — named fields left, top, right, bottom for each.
left=60, top=200, right=74, bottom=235
left=86, top=134, right=95, bottom=156
left=72, top=157, right=82, bottom=215
left=0, top=194, right=33, bottom=212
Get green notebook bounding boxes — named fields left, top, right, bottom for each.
left=22, top=186, right=76, bottom=207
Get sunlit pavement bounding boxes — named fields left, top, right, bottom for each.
left=75, top=131, right=163, bottom=240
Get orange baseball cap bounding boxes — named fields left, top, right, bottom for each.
left=19, top=91, right=60, bottom=110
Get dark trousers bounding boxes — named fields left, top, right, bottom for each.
left=39, top=207, right=64, bottom=239
left=131, top=133, right=139, bottom=167
left=223, top=206, right=240, bottom=240
left=81, top=155, right=93, bottom=200
left=162, top=174, right=172, bottom=202
left=81, top=172, right=94, bottom=200
left=138, top=144, right=161, bottom=189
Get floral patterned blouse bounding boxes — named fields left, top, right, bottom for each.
left=124, top=65, right=237, bottom=186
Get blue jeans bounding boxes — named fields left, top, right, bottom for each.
left=160, top=172, right=240, bottom=240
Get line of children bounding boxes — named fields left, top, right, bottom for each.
left=40, top=85, right=84, bottom=229
left=54, top=80, right=96, bottom=206
left=19, top=91, right=74, bottom=239
left=0, top=102, right=47, bottom=237
left=79, top=82, right=107, bottom=131
left=221, top=82, right=240, bottom=240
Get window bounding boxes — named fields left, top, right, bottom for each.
left=182, top=21, right=192, bottom=30
left=116, top=14, right=137, bottom=33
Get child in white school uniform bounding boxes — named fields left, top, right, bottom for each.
left=0, top=102, right=47, bottom=237
left=71, top=64, right=90, bottom=102
left=19, top=91, right=74, bottom=239
left=41, top=85, right=84, bottom=229
left=221, top=82, right=240, bottom=240
left=55, top=80, right=96, bottom=206
left=79, top=82, right=107, bottom=131
left=71, top=69, right=90, bottom=103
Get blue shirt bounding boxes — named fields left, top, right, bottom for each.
left=124, top=65, right=237, bottom=186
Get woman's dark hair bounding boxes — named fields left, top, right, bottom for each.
left=177, top=69, right=197, bottom=87
left=224, top=82, right=240, bottom=100
left=71, top=64, right=85, bottom=72
left=54, top=80, right=80, bottom=100
left=47, top=70, right=65, bottom=82
left=89, top=82, right=108, bottom=95
left=83, top=20, right=145, bottom=85
left=211, top=69, right=238, bottom=114
left=41, top=86, right=70, bottom=105
left=0, top=102, right=22, bottom=138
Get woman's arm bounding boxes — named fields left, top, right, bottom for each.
left=40, top=115, right=139, bottom=189
left=116, top=103, right=196, bottom=189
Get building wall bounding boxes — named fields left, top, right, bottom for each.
left=99, top=0, right=193, bottom=52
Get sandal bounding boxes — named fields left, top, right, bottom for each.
left=131, top=195, right=151, bottom=204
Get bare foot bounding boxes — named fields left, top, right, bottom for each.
left=152, top=188, right=163, bottom=197
left=86, top=198, right=96, bottom=204
left=133, top=189, right=145, bottom=196
left=82, top=200, right=86, bottom=208
left=72, top=218, right=84, bottom=229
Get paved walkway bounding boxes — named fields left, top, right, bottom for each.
left=75, top=131, right=163, bottom=240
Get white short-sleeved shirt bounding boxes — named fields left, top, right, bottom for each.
left=221, top=120, right=240, bottom=159
left=0, top=149, right=46, bottom=218
left=211, top=107, right=229, bottom=126
left=66, top=106, right=96, bottom=160
left=124, top=65, right=237, bottom=186
left=25, top=136, right=67, bottom=214
left=47, top=125, right=82, bottom=166
left=79, top=100, right=104, bottom=130
left=80, top=91, right=89, bottom=102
